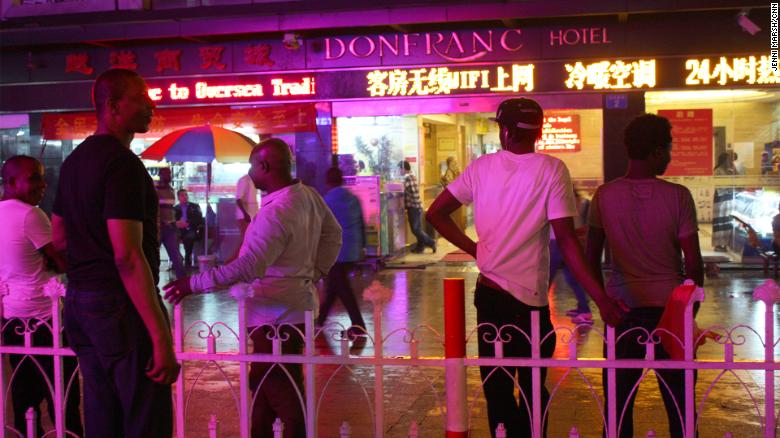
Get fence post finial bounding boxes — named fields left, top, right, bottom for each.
left=208, top=414, right=219, bottom=438
left=339, top=421, right=351, bottom=438
left=272, top=418, right=284, bottom=438
left=408, top=421, right=419, bottom=438
left=495, top=423, right=507, bottom=438
left=25, top=407, right=37, bottom=438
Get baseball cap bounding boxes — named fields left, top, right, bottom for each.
left=490, top=98, right=543, bottom=130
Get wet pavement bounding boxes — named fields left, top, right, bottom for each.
left=166, top=248, right=780, bottom=438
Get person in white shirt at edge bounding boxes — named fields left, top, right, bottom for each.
left=229, top=173, right=261, bottom=262
left=0, top=156, right=83, bottom=437
left=426, top=98, right=627, bottom=438
left=163, top=138, right=342, bottom=438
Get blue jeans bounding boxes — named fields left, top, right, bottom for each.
left=549, top=239, right=590, bottom=313
left=64, top=288, right=173, bottom=438
left=407, top=207, right=435, bottom=251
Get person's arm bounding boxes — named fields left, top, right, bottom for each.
left=27, top=209, right=67, bottom=273
left=191, top=204, right=204, bottom=229
left=164, top=213, right=288, bottom=303
left=357, top=201, right=367, bottom=252
left=236, top=178, right=251, bottom=222
left=107, top=219, right=179, bottom=384
left=51, top=213, right=67, bottom=254
left=551, top=218, right=626, bottom=327
left=315, top=203, right=343, bottom=280
left=426, top=189, right=476, bottom=257
left=680, top=233, right=704, bottom=286
left=40, top=243, right=67, bottom=273
left=678, top=189, right=704, bottom=286
left=236, top=199, right=251, bottom=222
left=585, top=226, right=607, bottom=291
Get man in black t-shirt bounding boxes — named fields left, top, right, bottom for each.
left=51, top=68, right=179, bottom=438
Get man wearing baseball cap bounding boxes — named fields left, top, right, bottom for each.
left=427, top=98, right=626, bottom=437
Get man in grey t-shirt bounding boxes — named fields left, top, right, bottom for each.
left=587, top=114, right=704, bottom=438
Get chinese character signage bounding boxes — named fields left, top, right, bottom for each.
left=536, top=115, right=581, bottom=153
left=684, top=56, right=780, bottom=86
left=41, top=104, right=317, bottom=140
left=658, top=109, right=713, bottom=176
left=366, top=64, right=535, bottom=97
left=564, top=59, right=656, bottom=90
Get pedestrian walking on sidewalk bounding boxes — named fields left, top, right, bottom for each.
left=52, top=68, right=179, bottom=437
left=164, top=138, right=342, bottom=438
left=586, top=113, right=704, bottom=438
left=317, top=167, right=368, bottom=336
left=400, top=160, right=436, bottom=254
left=427, top=98, right=625, bottom=438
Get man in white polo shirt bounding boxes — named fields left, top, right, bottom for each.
left=427, top=98, right=625, bottom=437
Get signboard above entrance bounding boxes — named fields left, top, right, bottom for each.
left=536, top=115, right=582, bottom=153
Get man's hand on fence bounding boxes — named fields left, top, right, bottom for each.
left=163, top=277, right=193, bottom=305
left=595, top=296, right=629, bottom=327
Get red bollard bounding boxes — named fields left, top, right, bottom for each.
left=444, top=278, right=467, bottom=437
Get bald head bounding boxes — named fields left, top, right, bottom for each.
left=248, top=138, right=294, bottom=193
left=1, top=155, right=46, bottom=205
left=252, top=138, right=293, bottom=174
left=2, top=155, right=39, bottom=186
left=93, top=68, right=144, bottom=116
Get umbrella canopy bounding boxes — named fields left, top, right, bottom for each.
left=140, top=125, right=257, bottom=261
left=141, top=125, right=256, bottom=163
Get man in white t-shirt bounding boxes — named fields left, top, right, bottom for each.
left=427, top=98, right=625, bottom=437
left=0, top=155, right=83, bottom=436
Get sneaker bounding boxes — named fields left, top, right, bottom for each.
left=572, top=313, right=594, bottom=324
left=340, top=327, right=368, bottom=339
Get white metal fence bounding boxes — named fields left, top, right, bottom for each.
left=0, top=278, right=777, bottom=437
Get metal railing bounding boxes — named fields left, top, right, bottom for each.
left=0, top=278, right=777, bottom=437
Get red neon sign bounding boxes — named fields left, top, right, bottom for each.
left=145, top=76, right=315, bottom=104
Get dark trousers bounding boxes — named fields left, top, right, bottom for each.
left=180, top=228, right=199, bottom=268
left=64, top=288, right=173, bottom=438
left=249, top=324, right=306, bottom=438
left=2, top=318, right=83, bottom=438
left=161, top=223, right=186, bottom=278
left=317, top=262, right=367, bottom=329
left=407, top=207, right=434, bottom=251
left=475, top=284, right=556, bottom=438
left=603, top=307, right=693, bottom=438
